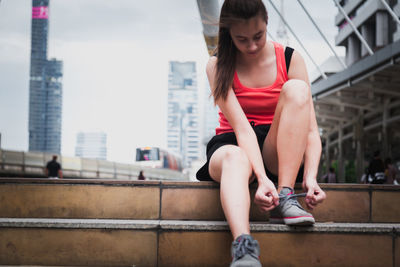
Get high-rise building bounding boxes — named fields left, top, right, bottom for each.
left=75, top=132, right=107, bottom=160
left=167, top=61, right=200, bottom=167
left=29, top=0, right=63, bottom=153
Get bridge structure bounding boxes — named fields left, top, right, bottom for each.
left=0, top=149, right=188, bottom=181
left=196, top=0, right=400, bottom=182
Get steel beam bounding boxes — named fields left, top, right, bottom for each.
left=379, top=0, right=400, bottom=26
left=267, top=0, right=328, bottom=79
left=297, top=0, right=347, bottom=69
left=196, top=0, right=220, bottom=56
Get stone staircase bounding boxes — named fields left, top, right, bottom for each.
left=0, top=178, right=399, bottom=266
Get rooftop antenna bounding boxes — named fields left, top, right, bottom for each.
left=276, top=0, right=289, bottom=46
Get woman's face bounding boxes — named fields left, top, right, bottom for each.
left=229, top=15, right=267, bottom=57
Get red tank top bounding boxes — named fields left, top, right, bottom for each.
left=215, top=42, right=289, bottom=135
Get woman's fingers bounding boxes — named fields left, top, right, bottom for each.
left=255, top=193, right=279, bottom=212
left=305, top=199, right=317, bottom=210
left=255, top=194, right=273, bottom=206
left=305, top=187, right=326, bottom=210
left=254, top=181, right=281, bottom=212
left=256, top=199, right=276, bottom=212
left=268, top=190, right=280, bottom=206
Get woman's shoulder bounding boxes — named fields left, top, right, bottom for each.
left=206, top=56, right=218, bottom=74
left=267, top=40, right=287, bottom=53
left=208, top=56, right=218, bottom=65
left=285, top=48, right=308, bottom=80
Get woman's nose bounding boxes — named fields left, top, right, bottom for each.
left=248, top=42, right=257, bottom=51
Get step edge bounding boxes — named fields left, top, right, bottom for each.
left=1, top=218, right=399, bottom=234
left=1, top=178, right=400, bottom=191
left=0, top=218, right=160, bottom=230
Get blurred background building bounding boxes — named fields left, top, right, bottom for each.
left=28, top=0, right=63, bottom=154
left=167, top=61, right=200, bottom=168
left=312, top=0, right=400, bottom=182
left=75, top=132, right=107, bottom=160
left=336, top=0, right=400, bottom=65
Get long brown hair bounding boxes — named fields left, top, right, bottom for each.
left=213, top=0, right=268, bottom=102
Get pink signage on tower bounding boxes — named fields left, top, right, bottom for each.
left=32, top=6, right=49, bottom=19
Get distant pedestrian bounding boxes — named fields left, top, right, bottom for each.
left=367, top=150, right=385, bottom=184
left=138, top=170, right=145, bottom=180
left=384, top=158, right=399, bottom=184
left=322, top=167, right=337, bottom=183
left=45, top=155, right=63, bottom=179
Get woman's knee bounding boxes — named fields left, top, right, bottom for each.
left=281, top=79, right=310, bottom=107
left=221, top=146, right=252, bottom=174
left=209, top=145, right=252, bottom=181
left=223, top=146, right=249, bottom=164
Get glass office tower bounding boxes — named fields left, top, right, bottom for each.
left=29, top=0, right=63, bottom=153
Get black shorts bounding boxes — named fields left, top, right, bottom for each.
left=196, top=124, right=304, bottom=183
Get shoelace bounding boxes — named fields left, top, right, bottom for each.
left=233, top=237, right=258, bottom=260
left=280, top=192, right=307, bottom=210
left=279, top=192, right=307, bottom=200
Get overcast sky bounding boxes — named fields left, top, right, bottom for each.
left=0, top=0, right=344, bottom=163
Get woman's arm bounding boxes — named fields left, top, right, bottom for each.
left=207, top=57, right=279, bottom=210
left=288, top=51, right=326, bottom=209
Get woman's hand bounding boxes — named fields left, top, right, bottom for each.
left=302, top=178, right=326, bottom=210
left=254, top=177, right=280, bottom=212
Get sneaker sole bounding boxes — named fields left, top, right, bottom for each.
left=284, top=216, right=315, bottom=226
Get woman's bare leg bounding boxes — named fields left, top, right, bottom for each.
left=208, top=145, right=253, bottom=239
left=263, top=79, right=311, bottom=191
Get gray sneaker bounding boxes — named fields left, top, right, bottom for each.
left=230, top=234, right=262, bottom=267
left=269, top=187, right=315, bottom=226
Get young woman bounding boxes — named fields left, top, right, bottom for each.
left=196, top=0, right=326, bottom=266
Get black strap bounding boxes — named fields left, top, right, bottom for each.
left=284, top=46, right=294, bottom=74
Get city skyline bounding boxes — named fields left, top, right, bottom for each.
left=0, top=0, right=343, bottom=163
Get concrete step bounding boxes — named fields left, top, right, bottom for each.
left=1, top=178, right=400, bottom=223
left=0, top=218, right=399, bottom=266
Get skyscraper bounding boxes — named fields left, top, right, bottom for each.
left=75, top=132, right=107, bottom=160
left=29, top=0, right=63, bottom=153
left=167, top=61, right=200, bottom=167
